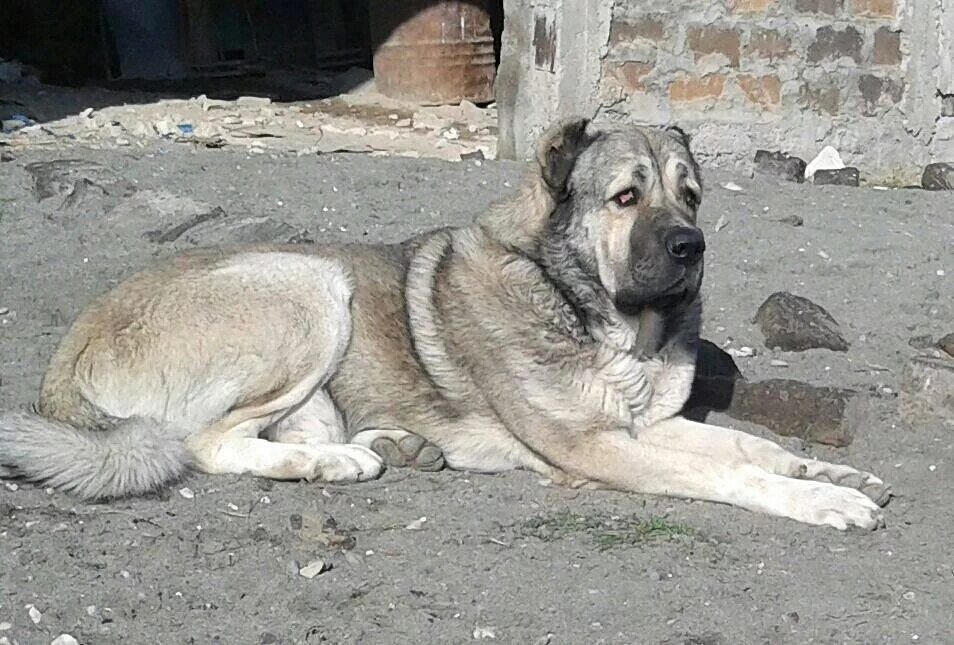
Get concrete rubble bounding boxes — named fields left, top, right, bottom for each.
left=0, top=69, right=497, bottom=163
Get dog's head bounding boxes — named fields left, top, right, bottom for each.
left=535, top=118, right=705, bottom=320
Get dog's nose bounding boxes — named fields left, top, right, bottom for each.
left=665, top=227, right=705, bottom=265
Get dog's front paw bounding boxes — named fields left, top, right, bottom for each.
left=307, top=445, right=384, bottom=483
left=787, top=481, right=885, bottom=530
left=795, top=461, right=893, bottom=507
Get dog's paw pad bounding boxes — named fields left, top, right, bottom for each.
left=370, top=436, right=445, bottom=472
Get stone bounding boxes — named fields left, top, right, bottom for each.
left=921, top=163, right=954, bottom=190
left=813, top=167, right=860, bottom=186
left=798, top=83, right=840, bottom=115
left=683, top=340, right=859, bottom=446
left=754, top=291, right=850, bottom=352
left=908, top=334, right=935, bottom=350
left=938, top=333, right=954, bottom=357
left=730, top=379, right=859, bottom=447
left=24, top=159, right=137, bottom=212
left=754, top=150, right=806, bottom=182
left=776, top=214, right=804, bottom=226
left=298, top=559, right=332, bottom=578
left=807, top=26, right=862, bottom=64
left=899, top=354, right=954, bottom=429
left=746, top=29, right=793, bottom=61
left=805, top=145, right=844, bottom=180
left=858, top=74, right=904, bottom=115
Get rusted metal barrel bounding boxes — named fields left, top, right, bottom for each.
left=369, top=0, right=496, bottom=105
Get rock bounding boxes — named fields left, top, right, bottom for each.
left=813, top=167, right=860, bottom=186
left=683, top=340, right=859, bottom=446
left=51, top=636, right=79, bottom=645
left=754, top=292, right=849, bottom=352
left=805, top=145, right=845, bottom=180
left=24, top=159, right=137, bottom=211
left=921, top=163, right=954, bottom=190
left=776, top=214, right=804, bottom=226
left=298, top=559, right=332, bottom=578
left=908, top=334, right=935, bottom=350
left=685, top=343, right=848, bottom=444
left=259, top=632, right=281, bottom=645
left=938, top=333, right=954, bottom=358
left=730, top=379, right=860, bottom=447
left=899, top=353, right=954, bottom=429
left=143, top=206, right=228, bottom=243
left=184, top=216, right=313, bottom=246
left=754, top=150, right=806, bottom=183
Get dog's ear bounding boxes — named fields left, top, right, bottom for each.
left=664, top=124, right=692, bottom=149
left=535, top=117, right=596, bottom=198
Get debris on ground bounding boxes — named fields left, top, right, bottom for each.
left=899, top=353, right=954, bottom=429
left=298, top=558, right=332, bottom=579
left=754, top=291, right=850, bottom=352
left=921, top=162, right=954, bottom=190
left=813, top=167, right=860, bottom=186
left=684, top=340, right=861, bottom=446
left=0, top=69, right=497, bottom=162
left=804, top=145, right=845, bottom=180
left=753, top=150, right=806, bottom=183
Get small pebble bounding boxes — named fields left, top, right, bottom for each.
left=27, top=604, right=41, bottom=624
left=0, top=623, right=10, bottom=631
left=770, top=359, right=789, bottom=367
left=51, top=635, right=79, bottom=645
left=405, top=516, right=427, bottom=530
left=298, top=559, right=331, bottom=579
left=178, top=487, right=195, bottom=500
left=0, top=307, right=8, bottom=316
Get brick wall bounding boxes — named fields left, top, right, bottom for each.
left=497, top=0, right=954, bottom=182
left=601, top=0, right=905, bottom=125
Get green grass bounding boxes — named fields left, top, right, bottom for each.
left=520, top=512, right=694, bottom=550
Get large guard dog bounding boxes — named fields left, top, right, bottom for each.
left=0, top=119, right=891, bottom=529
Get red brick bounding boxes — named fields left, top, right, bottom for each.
left=669, top=74, right=727, bottom=103
left=872, top=27, right=901, bottom=65
left=728, top=0, right=774, bottom=13
left=608, top=17, right=665, bottom=46
left=737, top=74, right=782, bottom=108
left=687, top=26, right=741, bottom=67
left=605, top=61, right=654, bottom=94
left=851, top=0, right=895, bottom=17
left=795, top=0, right=843, bottom=14
left=746, top=28, right=793, bottom=61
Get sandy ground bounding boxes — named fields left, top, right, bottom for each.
left=0, top=141, right=952, bottom=645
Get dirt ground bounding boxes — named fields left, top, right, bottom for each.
left=0, top=140, right=952, bottom=645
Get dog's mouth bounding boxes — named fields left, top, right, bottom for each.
left=613, top=281, right=689, bottom=316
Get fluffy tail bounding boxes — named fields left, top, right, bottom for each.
left=0, top=411, right=187, bottom=499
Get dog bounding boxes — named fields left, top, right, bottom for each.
left=0, top=118, right=891, bottom=529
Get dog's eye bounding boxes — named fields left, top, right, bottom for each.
left=684, top=191, right=699, bottom=210
left=613, top=188, right=639, bottom=207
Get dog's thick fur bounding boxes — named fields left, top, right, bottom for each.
left=0, top=119, right=891, bottom=529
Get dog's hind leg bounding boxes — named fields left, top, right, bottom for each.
left=188, top=376, right=382, bottom=483
left=351, top=429, right=445, bottom=472
left=635, top=417, right=892, bottom=506
left=266, top=389, right=347, bottom=445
